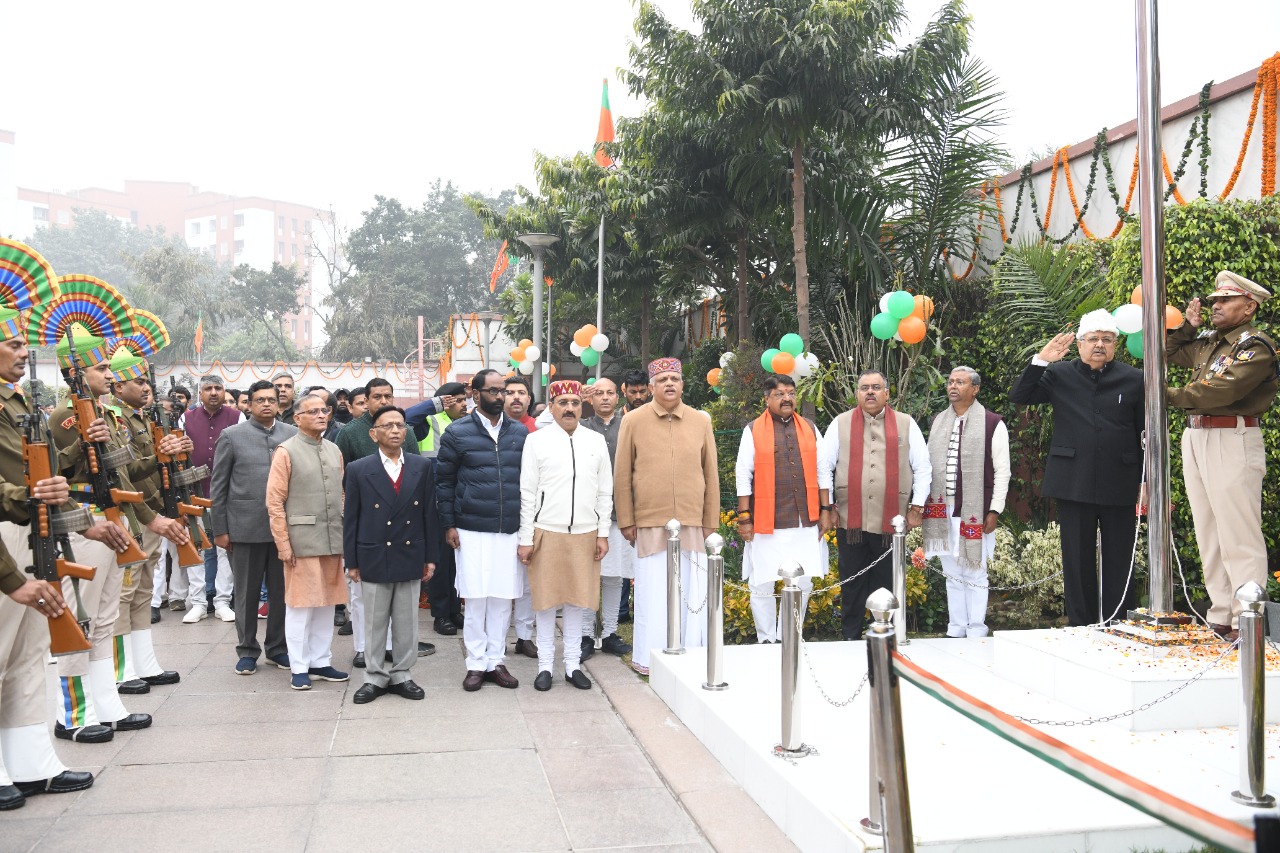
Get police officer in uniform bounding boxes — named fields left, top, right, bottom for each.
left=1167, top=271, right=1279, bottom=640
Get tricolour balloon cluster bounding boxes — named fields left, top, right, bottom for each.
left=1112, top=286, right=1183, bottom=360
left=870, top=290, right=932, bottom=344
left=761, top=334, right=821, bottom=379
left=570, top=324, right=609, bottom=369
left=507, top=339, right=556, bottom=384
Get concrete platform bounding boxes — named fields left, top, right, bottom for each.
left=649, top=636, right=1276, bottom=852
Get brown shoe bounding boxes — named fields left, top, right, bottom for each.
left=1209, top=622, right=1234, bottom=639
left=514, top=638, right=539, bottom=659
left=463, top=670, right=485, bottom=692
left=485, top=665, right=519, bottom=689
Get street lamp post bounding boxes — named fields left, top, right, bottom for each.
left=516, top=233, right=560, bottom=402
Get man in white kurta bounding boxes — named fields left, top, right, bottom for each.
left=922, top=367, right=1010, bottom=638
left=735, top=375, right=832, bottom=643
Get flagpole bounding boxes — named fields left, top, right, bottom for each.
left=545, top=275, right=553, bottom=390
left=596, top=217, right=605, bottom=380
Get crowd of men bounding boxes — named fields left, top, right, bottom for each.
left=1, top=253, right=1274, bottom=810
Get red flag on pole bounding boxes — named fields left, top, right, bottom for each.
left=489, top=240, right=509, bottom=292
left=193, top=312, right=204, bottom=354
left=594, top=79, right=615, bottom=168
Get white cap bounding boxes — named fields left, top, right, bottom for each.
left=1076, top=309, right=1120, bottom=339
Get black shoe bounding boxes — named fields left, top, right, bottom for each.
left=15, top=771, right=94, bottom=797
left=352, top=652, right=366, bottom=669
left=352, top=683, right=386, bottom=704
left=334, top=607, right=348, bottom=627
left=534, top=670, right=553, bottom=692
left=565, top=669, right=592, bottom=690
left=150, top=607, right=161, bottom=624
left=388, top=680, right=425, bottom=700
left=449, top=612, right=464, bottom=630
left=600, top=633, right=633, bottom=656
left=117, top=679, right=150, bottom=695
left=141, top=670, right=181, bottom=686
left=0, top=785, right=23, bottom=810
left=433, top=616, right=457, bottom=636
left=513, top=638, right=538, bottom=659
left=54, top=723, right=113, bottom=743
left=618, top=612, right=632, bottom=624
left=108, top=713, right=152, bottom=731
left=417, top=641, right=435, bottom=657
left=337, top=621, right=353, bottom=636
left=384, top=650, right=394, bottom=663
left=580, top=635, right=596, bottom=662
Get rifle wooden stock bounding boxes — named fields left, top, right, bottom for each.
left=56, top=558, right=95, bottom=582
left=109, top=488, right=143, bottom=505
left=48, top=608, right=92, bottom=656
left=188, top=495, right=212, bottom=509
left=177, top=502, right=205, bottom=518
left=175, top=537, right=204, bottom=568
left=194, top=524, right=211, bottom=551
left=102, top=507, right=148, bottom=566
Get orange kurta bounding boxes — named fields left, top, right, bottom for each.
left=265, top=450, right=348, bottom=608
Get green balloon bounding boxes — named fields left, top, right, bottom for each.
left=542, top=374, right=550, bottom=385
left=712, top=386, right=722, bottom=395
left=760, top=348, right=781, bottom=371
left=586, top=377, right=597, bottom=385
left=1126, top=331, right=1144, bottom=359
left=509, top=357, right=518, bottom=368
left=580, top=347, right=600, bottom=367
left=886, top=290, right=916, bottom=319
left=870, top=312, right=899, bottom=340
left=779, top=333, right=804, bottom=356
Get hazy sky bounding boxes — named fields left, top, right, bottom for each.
left=5, top=1, right=1276, bottom=224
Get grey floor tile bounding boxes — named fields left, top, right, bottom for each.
left=172, top=661, right=305, bottom=695
left=33, top=804, right=314, bottom=853
left=330, top=712, right=532, bottom=756
left=338, top=684, right=519, bottom=719
left=63, top=758, right=326, bottom=815
left=1, top=816, right=55, bottom=853
left=556, top=788, right=703, bottom=849
left=322, top=749, right=547, bottom=802
left=306, top=795, right=569, bottom=852
left=680, top=787, right=799, bottom=852
left=538, top=744, right=664, bottom=794
left=111, top=719, right=337, bottom=765
left=523, top=710, right=634, bottom=749
left=148, top=689, right=345, bottom=726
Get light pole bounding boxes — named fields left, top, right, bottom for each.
left=517, top=233, right=559, bottom=402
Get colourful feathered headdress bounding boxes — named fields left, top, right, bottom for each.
left=29, top=275, right=136, bottom=368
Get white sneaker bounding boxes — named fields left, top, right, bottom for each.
left=214, top=606, right=235, bottom=623
left=182, top=605, right=208, bottom=624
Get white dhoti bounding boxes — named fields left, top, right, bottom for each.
left=743, top=526, right=825, bottom=643
left=456, top=529, right=523, bottom=672
left=632, top=548, right=706, bottom=672
left=925, top=510, right=995, bottom=638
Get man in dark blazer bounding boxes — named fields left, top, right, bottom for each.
left=1009, top=310, right=1145, bottom=627
left=344, top=405, right=441, bottom=704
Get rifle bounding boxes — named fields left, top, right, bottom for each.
left=146, top=366, right=209, bottom=567
left=20, top=351, right=97, bottom=656
left=63, top=327, right=148, bottom=566
left=164, top=378, right=213, bottom=514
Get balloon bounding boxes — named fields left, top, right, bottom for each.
left=590, top=333, right=610, bottom=352
left=802, top=352, right=820, bottom=373
left=719, top=351, right=734, bottom=368
left=569, top=341, right=584, bottom=357
left=586, top=377, right=597, bottom=385
left=511, top=347, right=527, bottom=363
left=771, top=352, right=796, bottom=374
left=897, top=316, right=927, bottom=344
left=518, top=339, right=533, bottom=349
left=760, top=348, right=781, bottom=371
left=547, top=364, right=557, bottom=377
left=886, top=290, right=916, bottom=319
left=1112, top=303, right=1143, bottom=335
left=542, top=374, right=549, bottom=386
left=518, top=360, right=535, bottom=375
left=870, top=312, right=899, bottom=340
left=706, top=367, right=722, bottom=387
left=779, top=333, right=804, bottom=356
left=524, top=345, right=541, bottom=362
left=508, top=358, right=518, bottom=368
left=581, top=324, right=598, bottom=340
left=1165, top=305, right=1184, bottom=329
left=910, top=295, right=934, bottom=323
left=712, top=386, right=722, bottom=395
left=792, top=356, right=811, bottom=378
left=1130, top=285, right=1143, bottom=306
left=504, top=371, right=514, bottom=378
left=580, top=347, right=600, bottom=368
left=1126, top=331, right=1144, bottom=359
left=573, top=327, right=594, bottom=348
left=878, top=292, right=893, bottom=313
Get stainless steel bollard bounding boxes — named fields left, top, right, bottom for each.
left=866, top=588, right=915, bottom=852
left=891, top=515, right=910, bottom=647
left=663, top=519, right=685, bottom=655
left=1231, top=581, right=1275, bottom=808
left=703, top=533, right=729, bottom=691
left=774, top=561, right=812, bottom=758
left=859, top=715, right=883, bottom=834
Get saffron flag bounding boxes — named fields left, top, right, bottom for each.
left=193, top=312, right=203, bottom=354
left=594, top=79, right=615, bottom=168
left=545, top=276, right=554, bottom=288
left=489, top=240, right=510, bottom=292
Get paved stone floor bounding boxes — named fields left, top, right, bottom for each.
left=6, top=608, right=796, bottom=853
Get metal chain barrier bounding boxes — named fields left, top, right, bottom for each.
left=1013, top=637, right=1241, bottom=727
left=723, top=547, right=893, bottom=599
left=675, top=555, right=709, bottom=616
left=799, top=634, right=870, bottom=707
left=922, top=562, right=1065, bottom=592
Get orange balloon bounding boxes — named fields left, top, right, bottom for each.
left=771, top=352, right=796, bottom=374
left=548, top=365, right=557, bottom=377
left=511, top=347, right=527, bottom=363
left=1165, top=305, right=1183, bottom=329
left=582, top=324, right=598, bottom=339
left=518, top=338, right=534, bottom=349
left=1130, top=285, right=1143, bottom=306
left=898, top=316, right=927, bottom=344
left=910, top=295, right=935, bottom=323
left=706, top=367, right=722, bottom=386
left=504, top=371, right=515, bottom=378
left=573, top=327, right=594, bottom=348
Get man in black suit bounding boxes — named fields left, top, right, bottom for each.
left=343, top=405, right=441, bottom=704
left=1009, top=310, right=1145, bottom=627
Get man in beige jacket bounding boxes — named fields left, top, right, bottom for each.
left=614, top=358, right=719, bottom=675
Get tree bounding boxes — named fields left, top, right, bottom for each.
left=26, top=208, right=178, bottom=299
left=226, top=263, right=306, bottom=358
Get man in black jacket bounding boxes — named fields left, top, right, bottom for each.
left=1009, top=310, right=1145, bottom=627
left=436, top=369, right=529, bottom=691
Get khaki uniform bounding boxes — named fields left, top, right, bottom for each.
left=111, top=401, right=164, bottom=639
left=1167, top=320, right=1279, bottom=626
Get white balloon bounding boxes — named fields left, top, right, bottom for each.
left=879, top=292, right=893, bottom=313
left=719, top=351, right=734, bottom=368
left=569, top=341, right=584, bottom=357
left=518, top=360, right=535, bottom=375
left=524, top=345, right=541, bottom=362
left=789, top=370, right=803, bottom=382
left=1113, top=303, right=1143, bottom=335
left=893, top=331, right=903, bottom=342
left=590, top=333, right=610, bottom=352
left=802, top=352, right=820, bottom=371
left=793, top=358, right=811, bottom=378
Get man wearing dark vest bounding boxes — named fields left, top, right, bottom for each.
left=923, top=366, right=1010, bottom=638
left=821, top=370, right=930, bottom=640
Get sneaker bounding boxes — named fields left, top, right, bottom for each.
left=168, top=600, right=186, bottom=612
left=580, top=635, right=596, bottom=662
left=290, top=673, right=311, bottom=691
left=600, top=633, right=633, bottom=656
left=257, top=603, right=269, bottom=620
left=267, top=653, right=290, bottom=670
left=308, top=666, right=349, bottom=682
left=182, top=605, right=207, bottom=624
left=214, top=606, right=235, bottom=623
left=235, top=657, right=257, bottom=675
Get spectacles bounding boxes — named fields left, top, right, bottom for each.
left=298, top=407, right=331, bottom=417
left=858, top=384, right=886, bottom=393
left=768, top=391, right=797, bottom=400
left=1082, top=336, right=1117, bottom=345
left=251, top=397, right=277, bottom=405
left=373, top=422, right=407, bottom=431
left=479, top=387, right=508, bottom=396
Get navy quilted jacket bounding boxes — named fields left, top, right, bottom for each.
left=434, top=411, right=527, bottom=533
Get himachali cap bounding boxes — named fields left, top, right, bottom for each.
left=109, top=347, right=148, bottom=382
left=1208, top=271, right=1271, bottom=305
left=647, top=357, right=682, bottom=379
left=548, top=380, right=583, bottom=400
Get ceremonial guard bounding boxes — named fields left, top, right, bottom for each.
left=580, top=378, right=633, bottom=658
left=0, top=240, right=93, bottom=805
left=1168, top=272, right=1279, bottom=640
left=735, top=374, right=831, bottom=643
left=518, top=381, right=612, bottom=691
left=923, top=367, right=1011, bottom=638
left=35, top=276, right=190, bottom=738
